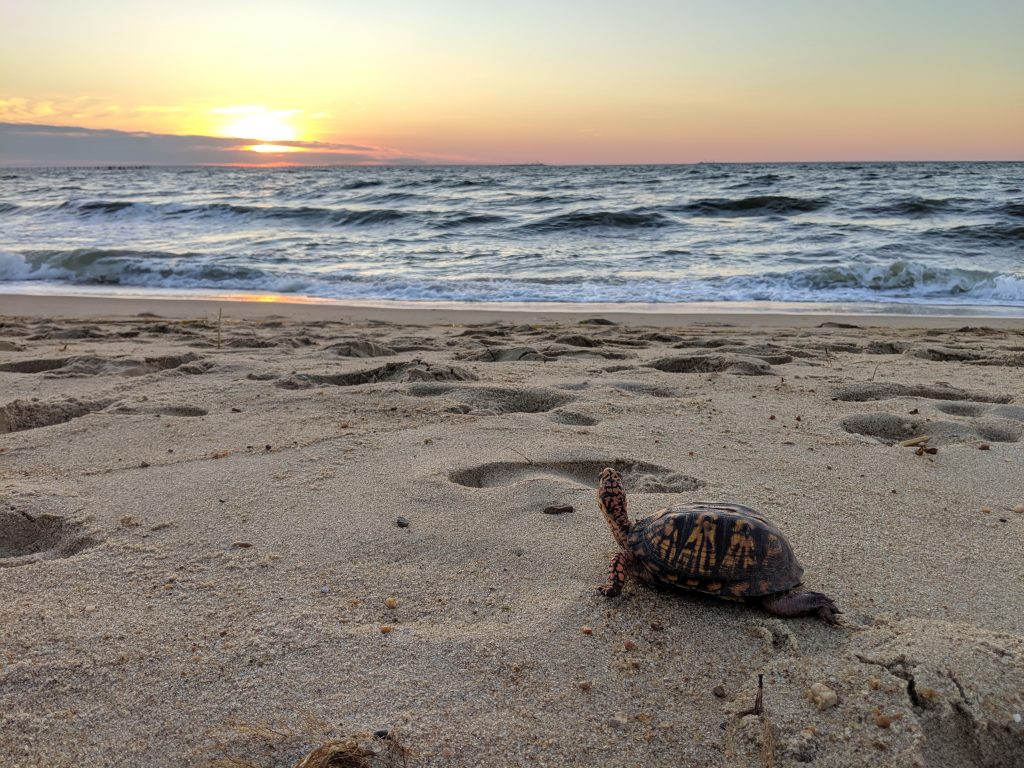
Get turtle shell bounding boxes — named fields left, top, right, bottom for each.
left=626, top=502, right=803, bottom=599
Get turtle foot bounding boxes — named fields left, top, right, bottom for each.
left=761, top=591, right=842, bottom=625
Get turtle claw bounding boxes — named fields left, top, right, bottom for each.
left=597, top=583, right=621, bottom=597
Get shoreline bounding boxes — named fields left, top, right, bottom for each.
left=4, top=292, right=1024, bottom=330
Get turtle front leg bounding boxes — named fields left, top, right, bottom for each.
left=760, top=591, right=842, bottom=625
left=597, top=551, right=628, bottom=597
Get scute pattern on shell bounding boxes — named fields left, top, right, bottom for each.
left=627, top=502, right=804, bottom=598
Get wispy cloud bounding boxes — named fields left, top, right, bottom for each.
left=0, top=122, right=437, bottom=166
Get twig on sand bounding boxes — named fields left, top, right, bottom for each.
left=508, top=447, right=534, bottom=464
left=899, top=435, right=931, bottom=448
left=724, top=674, right=776, bottom=768
left=738, top=674, right=765, bottom=717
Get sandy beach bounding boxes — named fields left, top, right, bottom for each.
left=2, top=295, right=1023, bottom=767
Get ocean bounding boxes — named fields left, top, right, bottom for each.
left=2, top=163, right=1023, bottom=315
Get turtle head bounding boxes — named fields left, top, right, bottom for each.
left=597, top=467, right=630, bottom=547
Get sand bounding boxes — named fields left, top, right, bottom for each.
left=1, top=295, right=1023, bottom=767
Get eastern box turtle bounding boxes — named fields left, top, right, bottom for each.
left=597, top=467, right=840, bottom=623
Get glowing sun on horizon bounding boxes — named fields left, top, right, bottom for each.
left=215, top=106, right=300, bottom=143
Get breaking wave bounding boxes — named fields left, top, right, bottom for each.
left=4, top=250, right=1022, bottom=306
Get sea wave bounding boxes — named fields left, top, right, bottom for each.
left=861, top=197, right=956, bottom=216
left=676, top=195, right=828, bottom=216
left=51, top=200, right=414, bottom=226
left=434, top=213, right=508, bottom=229
left=523, top=209, right=674, bottom=231
left=929, top=223, right=1024, bottom=244
left=4, top=251, right=1022, bottom=306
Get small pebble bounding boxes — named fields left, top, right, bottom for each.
left=1013, top=504, right=1024, bottom=514
left=623, top=640, right=637, bottom=651
left=578, top=681, right=592, bottom=692
left=581, top=626, right=593, bottom=635
left=384, top=597, right=399, bottom=609
left=978, top=443, right=991, bottom=451
left=231, top=541, right=253, bottom=548
left=981, top=507, right=992, bottom=514
left=873, top=709, right=902, bottom=729
left=373, top=729, right=390, bottom=738
left=608, top=713, right=628, bottom=729
left=380, top=625, right=393, bottom=634
left=1013, top=713, right=1022, bottom=724
left=139, top=461, right=150, bottom=468
left=649, top=621, right=664, bottom=631
left=712, top=685, right=727, bottom=699
left=808, top=682, right=838, bottom=710
left=396, top=516, right=410, bottom=528
left=320, top=585, right=330, bottom=594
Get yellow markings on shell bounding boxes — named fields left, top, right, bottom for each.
left=680, top=513, right=718, bottom=573
left=729, top=582, right=751, bottom=596
left=654, top=522, right=685, bottom=565
left=721, top=519, right=758, bottom=573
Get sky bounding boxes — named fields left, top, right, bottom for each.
left=1, top=0, right=1022, bottom=165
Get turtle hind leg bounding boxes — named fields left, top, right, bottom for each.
left=597, top=552, right=628, bottom=597
left=760, top=591, right=842, bottom=625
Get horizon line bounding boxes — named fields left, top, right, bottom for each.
left=3, top=159, right=1024, bottom=169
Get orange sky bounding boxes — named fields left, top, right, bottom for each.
left=2, top=0, right=1022, bottom=164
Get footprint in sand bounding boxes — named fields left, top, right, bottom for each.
left=548, top=409, right=600, bottom=426
left=0, top=397, right=116, bottom=434
left=839, top=404, right=1022, bottom=446
left=1, top=397, right=210, bottom=434
left=449, top=459, right=703, bottom=492
left=648, top=353, right=773, bottom=376
left=407, top=384, right=574, bottom=415
left=276, top=361, right=478, bottom=389
left=0, top=508, right=100, bottom=568
left=834, top=382, right=1012, bottom=404
left=0, top=353, right=208, bottom=378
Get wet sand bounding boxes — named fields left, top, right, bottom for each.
left=1, top=296, right=1023, bottom=767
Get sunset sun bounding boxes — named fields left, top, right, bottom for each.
left=215, top=106, right=301, bottom=143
